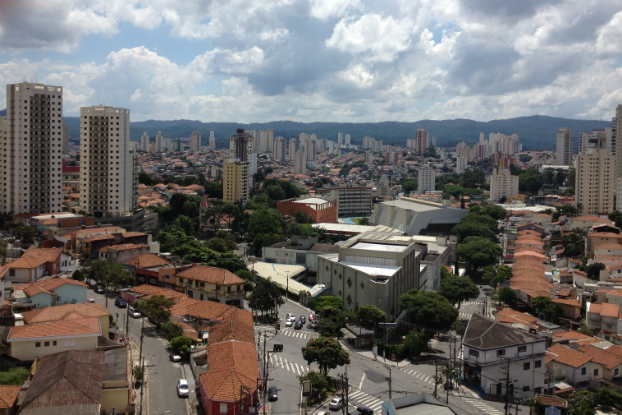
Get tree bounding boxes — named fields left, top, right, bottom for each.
left=0, top=367, right=30, bottom=385
left=182, top=200, right=200, bottom=219
left=72, top=269, right=86, bottom=282
left=482, top=204, right=506, bottom=220
left=247, top=207, right=286, bottom=256
left=586, top=263, right=606, bottom=280
left=561, top=229, right=586, bottom=258
left=298, top=371, right=329, bottom=400
left=301, top=337, right=350, bottom=377
left=161, top=322, right=184, bottom=340
left=138, top=171, right=153, bottom=185
left=497, top=287, right=518, bottom=308
left=248, top=277, right=284, bottom=317
left=357, top=305, right=385, bottom=329
left=438, top=276, right=480, bottom=308
left=496, top=265, right=513, bottom=284
left=567, top=390, right=595, bottom=415
left=308, top=296, right=343, bottom=312
left=609, top=211, right=622, bottom=228
left=455, top=236, right=503, bottom=277
left=170, top=335, right=194, bottom=359
left=441, top=266, right=452, bottom=279
left=402, top=330, right=428, bottom=358
left=173, top=215, right=196, bottom=235
left=143, top=295, right=175, bottom=325
left=577, top=324, right=594, bottom=336
left=14, top=226, right=35, bottom=243
left=204, top=181, right=223, bottom=199
left=83, top=260, right=134, bottom=307
left=451, top=212, right=499, bottom=243
left=359, top=217, right=370, bottom=225
left=266, top=185, right=286, bottom=202
left=398, top=290, right=459, bottom=333
left=531, top=296, right=563, bottom=322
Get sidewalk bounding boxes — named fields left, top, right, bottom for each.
left=338, top=339, right=411, bottom=368
left=129, top=339, right=146, bottom=414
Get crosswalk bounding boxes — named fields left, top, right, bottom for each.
left=463, top=301, right=483, bottom=306
left=462, top=397, right=502, bottom=414
left=280, top=329, right=318, bottom=340
left=459, top=312, right=472, bottom=319
left=400, top=368, right=436, bottom=385
left=269, top=354, right=309, bottom=376
left=348, top=389, right=384, bottom=413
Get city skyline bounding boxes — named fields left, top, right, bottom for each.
left=1, top=1, right=621, bottom=123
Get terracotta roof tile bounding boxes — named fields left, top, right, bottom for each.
left=576, top=344, right=622, bottom=369
left=125, top=254, right=171, bottom=268
left=8, top=318, right=101, bottom=340
left=0, top=386, right=20, bottom=409
left=546, top=344, right=592, bottom=368
left=21, top=302, right=111, bottom=324
left=552, top=298, right=582, bottom=308
left=177, top=265, right=244, bottom=286
left=552, top=331, right=594, bottom=341
left=601, top=303, right=620, bottom=318
left=207, top=321, right=255, bottom=345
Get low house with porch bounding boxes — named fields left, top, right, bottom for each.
left=5, top=248, right=70, bottom=283
left=545, top=343, right=594, bottom=390
left=13, top=278, right=88, bottom=308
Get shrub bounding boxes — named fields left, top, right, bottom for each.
left=161, top=322, right=184, bottom=341
left=0, top=367, right=30, bottom=385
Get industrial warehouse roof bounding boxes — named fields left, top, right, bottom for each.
left=251, top=262, right=308, bottom=295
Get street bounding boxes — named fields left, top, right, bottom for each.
left=87, top=287, right=189, bottom=415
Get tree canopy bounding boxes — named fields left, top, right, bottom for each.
left=438, top=276, right=480, bottom=308
left=455, top=236, right=503, bottom=277
left=247, top=207, right=286, bottom=256
left=497, top=287, right=518, bottom=308
left=82, top=260, right=134, bottom=306
left=357, top=305, right=386, bottom=329
left=142, top=295, right=175, bottom=325
left=301, top=336, right=350, bottom=377
left=248, top=277, right=284, bottom=316
left=398, top=289, right=459, bottom=333
left=451, top=212, right=499, bottom=243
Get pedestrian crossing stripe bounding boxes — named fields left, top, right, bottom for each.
left=269, top=355, right=309, bottom=376
left=463, top=301, right=484, bottom=305
left=280, top=329, right=318, bottom=339
left=401, top=369, right=435, bottom=385
left=462, top=398, right=503, bottom=414
left=348, top=390, right=384, bottom=412
left=459, top=312, right=472, bottom=318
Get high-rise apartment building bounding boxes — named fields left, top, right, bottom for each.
left=190, top=131, right=201, bottom=152
left=415, top=129, right=427, bottom=155
left=556, top=127, right=573, bottom=166
left=208, top=131, right=216, bottom=149
left=62, top=124, right=70, bottom=154
left=345, top=134, right=351, bottom=146
left=274, top=136, right=286, bottom=161
left=288, top=138, right=299, bottom=161
left=80, top=106, right=138, bottom=216
left=305, top=137, right=316, bottom=168
left=417, top=168, right=435, bottom=194
left=456, top=156, right=467, bottom=174
left=406, top=138, right=416, bottom=149
left=0, top=82, right=64, bottom=214
left=490, top=168, right=519, bottom=203
left=576, top=132, right=613, bottom=215
left=294, top=149, right=306, bottom=175
left=140, top=132, right=150, bottom=152
left=155, top=131, right=167, bottom=152
left=223, top=129, right=253, bottom=204
left=338, top=132, right=344, bottom=147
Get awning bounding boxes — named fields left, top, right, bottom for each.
left=340, top=328, right=356, bottom=339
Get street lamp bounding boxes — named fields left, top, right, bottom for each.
left=285, top=271, right=289, bottom=302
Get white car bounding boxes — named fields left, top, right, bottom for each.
left=170, top=349, right=182, bottom=362
left=329, top=397, right=343, bottom=410
left=286, top=313, right=295, bottom=321
left=285, top=319, right=293, bottom=327
left=129, top=306, right=141, bottom=318
left=177, top=379, right=189, bottom=397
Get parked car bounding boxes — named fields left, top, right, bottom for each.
left=286, top=313, right=296, bottom=321
left=95, top=285, right=105, bottom=294
left=115, top=298, right=127, bottom=308
left=299, top=316, right=306, bottom=324
left=286, top=319, right=293, bottom=327
left=309, top=313, right=316, bottom=321
left=329, top=397, right=343, bottom=410
left=177, top=379, right=189, bottom=397
left=170, top=349, right=182, bottom=362
left=310, top=320, right=318, bottom=330
left=357, top=406, right=374, bottom=415
left=294, top=320, right=303, bottom=330
left=268, top=386, right=278, bottom=401
left=129, top=306, right=141, bottom=318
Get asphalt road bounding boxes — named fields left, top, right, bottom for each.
left=87, top=287, right=189, bottom=415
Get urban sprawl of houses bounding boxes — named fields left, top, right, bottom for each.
left=0, top=81, right=622, bottom=414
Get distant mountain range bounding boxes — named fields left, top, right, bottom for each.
left=0, top=109, right=611, bottom=150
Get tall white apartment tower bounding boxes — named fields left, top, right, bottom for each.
left=190, top=131, right=201, bottom=152
left=338, top=132, right=344, bottom=147
left=80, top=106, right=137, bottom=216
left=479, top=132, right=485, bottom=143
left=417, top=168, right=435, bottom=195
left=155, top=131, right=166, bottom=152
left=556, top=127, right=573, bottom=166
left=576, top=132, right=614, bottom=215
left=345, top=134, right=351, bottom=146
left=456, top=156, right=467, bottom=174
left=62, top=124, right=70, bottom=154
left=305, top=137, right=317, bottom=168
left=274, top=136, right=286, bottom=161
left=140, top=132, right=150, bottom=152
left=288, top=138, right=299, bottom=161
left=294, top=149, right=306, bottom=175
left=208, top=131, right=216, bottom=149
left=0, top=82, right=64, bottom=214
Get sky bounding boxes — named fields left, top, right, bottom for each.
left=1, top=0, right=622, bottom=123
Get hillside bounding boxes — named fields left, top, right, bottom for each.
left=1, top=109, right=611, bottom=150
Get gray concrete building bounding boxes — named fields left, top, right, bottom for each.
left=370, top=197, right=468, bottom=236
left=317, top=238, right=422, bottom=315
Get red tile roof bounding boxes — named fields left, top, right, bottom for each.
left=124, top=254, right=170, bottom=268
left=601, top=303, right=620, bottom=318
left=576, top=344, right=622, bottom=369
left=7, top=247, right=63, bottom=269
left=21, top=302, right=111, bottom=324
left=546, top=344, right=592, bottom=368
left=177, top=265, right=244, bottom=285
left=8, top=318, right=101, bottom=340
left=0, top=386, right=20, bottom=409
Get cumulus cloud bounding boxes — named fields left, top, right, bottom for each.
left=1, top=0, right=622, bottom=122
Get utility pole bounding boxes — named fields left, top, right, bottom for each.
left=504, top=357, right=511, bottom=415
left=340, top=373, right=346, bottom=415
left=138, top=318, right=145, bottom=364
left=434, top=359, right=439, bottom=398
left=125, top=300, right=130, bottom=340
left=285, top=271, right=289, bottom=302
left=385, top=365, right=392, bottom=399
left=263, top=332, right=267, bottom=415
left=345, top=366, right=349, bottom=414
left=139, top=356, right=145, bottom=415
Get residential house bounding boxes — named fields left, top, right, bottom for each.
left=5, top=248, right=71, bottom=283
left=99, top=243, right=150, bottom=263
left=462, top=314, right=547, bottom=399
left=6, top=318, right=101, bottom=361
left=19, top=348, right=134, bottom=415
left=545, top=344, right=593, bottom=389
left=20, top=302, right=112, bottom=338
left=571, top=216, right=614, bottom=231
left=13, top=278, right=88, bottom=308
left=551, top=299, right=582, bottom=320
left=176, top=265, right=245, bottom=307
left=586, top=302, right=622, bottom=344
left=0, top=386, right=21, bottom=415
left=576, top=344, right=622, bottom=382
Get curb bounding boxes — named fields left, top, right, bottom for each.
left=338, top=339, right=411, bottom=369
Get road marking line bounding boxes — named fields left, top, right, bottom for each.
left=350, top=391, right=363, bottom=398
left=359, top=373, right=365, bottom=390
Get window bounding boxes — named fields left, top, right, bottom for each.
left=65, top=339, right=75, bottom=348
left=53, top=341, right=57, bottom=346
left=616, top=368, right=619, bottom=376
left=523, top=386, right=530, bottom=392
left=497, top=349, right=506, bottom=357
left=581, top=367, right=586, bottom=375
left=35, top=342, right=41, bottom=348
left=469, top=349, right=479, bottom=357
left=220, top=403, right=227, bottom=413
left=518, top=346, right=527, bottom=353
left=535, top=360, right=542, bottom=368
left=594, top=369, right=599, bottom=376
left=44, top=341, right=50, bottom=346
left=524, top=362, right=530, bottom=370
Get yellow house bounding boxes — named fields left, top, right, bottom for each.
left=176, top=265, right=245, bottom=308
left=552, top=298, right=582, bottom=320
